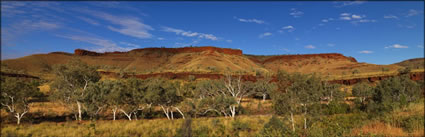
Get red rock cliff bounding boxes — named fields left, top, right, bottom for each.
left=259, top=53, right=357, bottom=64
left=75, top=46, right=243, bottom=56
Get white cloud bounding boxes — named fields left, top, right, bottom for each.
left=385, top=44, right=408, bottom=49
left=334, top=1, right=365, bottom=8
left=351, top=14, right=363, bottom=19
left=339, top=13, right=375, bottom=24
left=406, top=9, right=422, bottom=17
left=259, top=32, right=272, bottom=38
left=322, top=19, right=329, bottom=22
left=305, top=45, right=316, bottom=49
left=327, top=43, right=335, bottom=47
left=81, top=9, right=153, bottom=39
left=417, top=45, right=423, bottom=48
left=162, top=26, right=218, bottom=41
left=234, top=17, right=265, bottom=24
left=281, top=48, right=290, bottom=52
left=280, top=25, right=295, bottom=32
left=2, top=20, right=60, bottom=46
left=289, top=8, right=304, bottom=18
left=359, top=19, right=376, bottom=23
left=340, top=13, right=351, bottom=16
left=226, top=40, right=232, bottom=43
left=119, top=42, right=140, bottom=48
left=340, top=16, right=351, bottom=20
left=57, top=35, right=137, bottom=52
left=359, top=50, right=373, bottom=54
left=174, top=40, right=200, bottom=47
left=384, top=15, right=398, bottom=19
left=77, top=16, right=99, bottom=26
left=157, top=37, right=165, bottom=40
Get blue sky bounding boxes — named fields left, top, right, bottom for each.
left=1, top=1, right=424, bottom=64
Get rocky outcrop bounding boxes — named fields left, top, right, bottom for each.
left=74, top=49, right=102, bottom=56
left=329, top=72, right=424, bottom=85
left=130, top=46, right=242, bottom=55
left=75, top=46, right=243, bottom=56
left=258, top=53, right=357, bottom=64
left=1, top=72, right=40, bottom=79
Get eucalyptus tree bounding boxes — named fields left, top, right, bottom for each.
left=0, top=77, right=41, bottom=125
left=199, top=94, right=237, bottom=117
left=105, top=80, right=126, bottom=121
left=119, top=78, right=148, bottom=121
left=371, top=75, right=421, bottom=113
left=144, top=78, right=184, bottom=120
left=253, top=75, right=276, bottom=101
left=83, top=80, right=117, bottom=120
left=222, top=73, right=255, bottom=118
left=352, top=82, right=373, bottom=103
left=291, top=73, right=323, bottom=129
left=50, top=59, right=100, bottom=121
left=273, top=70, right=325, bottom=130
left=273, top=70, right=300, bottom=132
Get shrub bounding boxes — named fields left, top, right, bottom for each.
left=258, top=116, right=292, bottom=137
left=232, top=119, right=251, bottom=131
left=401, top=115, right=424, bottom=133
left=324, top=101, right=350, bottom=115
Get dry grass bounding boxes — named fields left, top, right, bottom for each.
left=352, top=121, right=408, bottom=136
left=1, top=115, right=272, bottom=137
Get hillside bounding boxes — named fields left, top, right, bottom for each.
left=394, top=58, right=424, bottom=69
left=0, top=46, right=416, bottom=80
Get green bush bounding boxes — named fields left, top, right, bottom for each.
left=232, top=119, right=251, bottom=131
left=401, top=115, right=424, bottom=132
left=258, top=116, right=292, bottom=137
left=324, top=101, right=350, bottom=115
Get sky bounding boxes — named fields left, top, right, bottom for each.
left=1, top=1, right=424, bottom=64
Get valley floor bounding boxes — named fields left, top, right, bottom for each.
left=1, top=99, right=423, bottom=137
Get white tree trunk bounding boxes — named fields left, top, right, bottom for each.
left=77, top=101, right=82, bottom=121
left=262, top=94, right=267, bottom=101
left=171, top=110, right=174, bottom=120
left=161, top=106, right=170, bottom=120
left=112, top=107, right=118, bottom=121
left=174, top=107, right=185, bottom=119
left=229, top=105, right=236, bottom=118
left=133, top=111, right=138, bottom=120
left=15, top=111, right=27, bottom=125
left=304, top=118, right=307, bottom=129
left=120, top=109, right=132, bottom=121
left=291, top=112, right=295, bottom=132
left=16, top=115, right=21, bottom=125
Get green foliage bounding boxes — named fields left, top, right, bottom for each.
left=144, top=78, right=183, bottom=107
left=352, top=82, right=373, bottom=106
left=398, top=67, right=411, bottom=75
left=401, top=115, right=424, bottom=132
left=308, top=113, right=367, bottom=137
left=231, top=119, right=251, bottom=131
left=369, top=75, right=421, bottom=114
left=0, top=77, right=41, bottom=124
left=323, top=101, right=350, bottom=115
left=253, top=75, right=276, bottom=101
left=50, top=59, right=100, bottom=120
left=258, top=116, right=291, bottom=137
